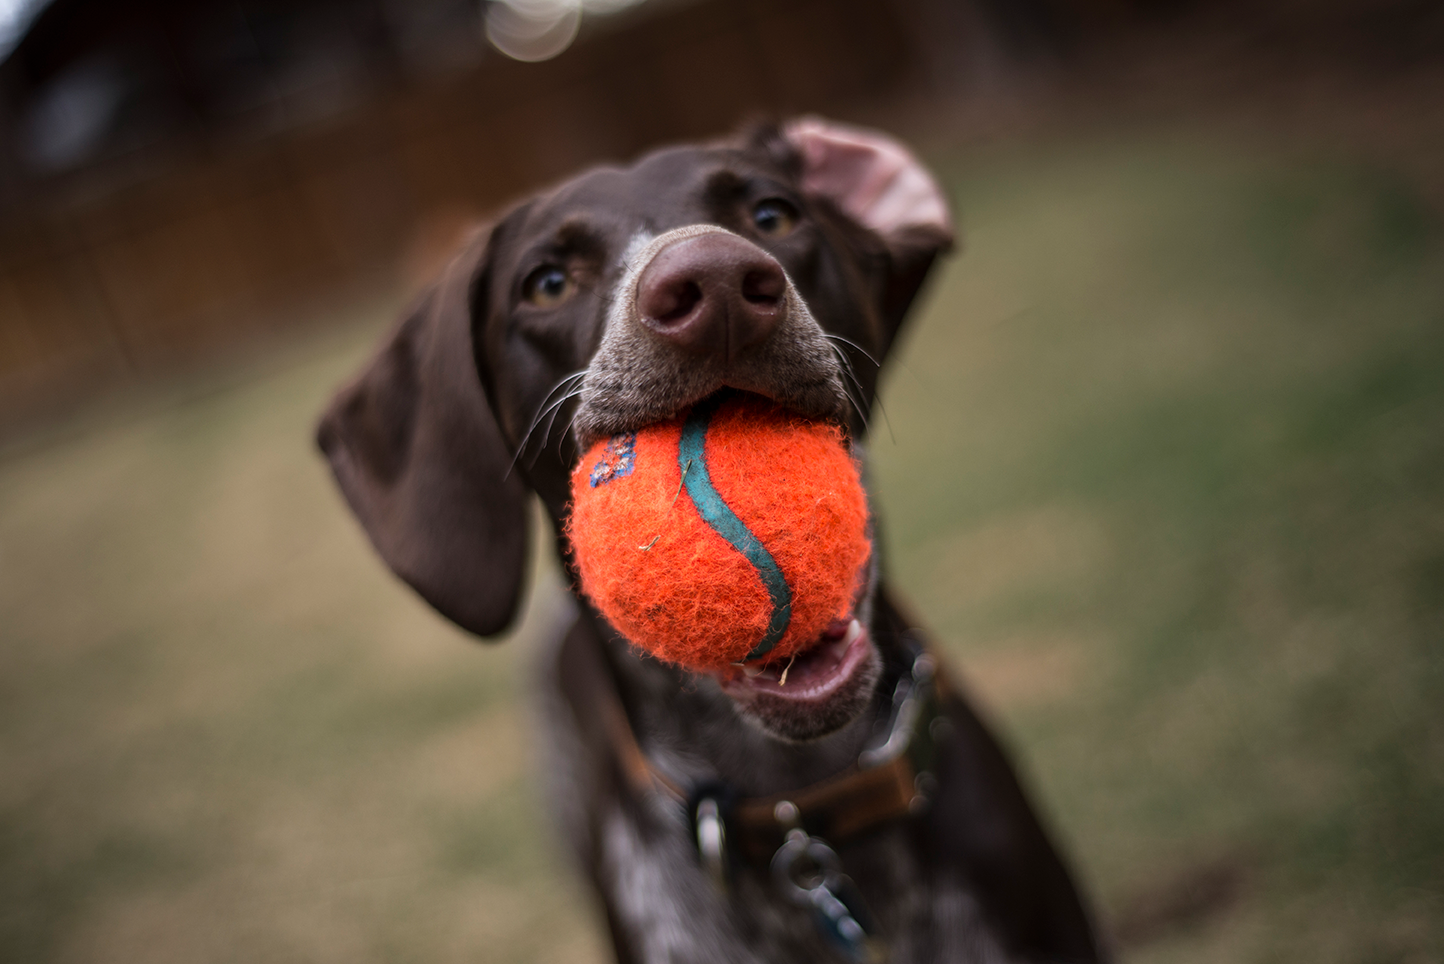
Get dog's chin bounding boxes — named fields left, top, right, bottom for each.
left=708, top=619, right=882, bottom=742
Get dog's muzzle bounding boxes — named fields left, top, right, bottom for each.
left=571, top=225, right=849, bottom=446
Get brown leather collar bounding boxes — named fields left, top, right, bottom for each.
left=598, top=637, right=948, bottom=869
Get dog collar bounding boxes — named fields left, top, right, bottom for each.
left=598, top=634, right=949, bottom=869
left=587, top=628, right=947, bottom=963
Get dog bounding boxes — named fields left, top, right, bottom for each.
left=317, top=118, right=1107, bottom=963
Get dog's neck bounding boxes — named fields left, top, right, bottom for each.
left=578, top=603, right=900, bottom=800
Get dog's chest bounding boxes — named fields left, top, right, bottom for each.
left=596, top=797, right=1016, bottom=963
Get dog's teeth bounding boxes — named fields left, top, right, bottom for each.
left=740, top=663, right=765, bottom=678
left=844, top=619, right=862, bottom=646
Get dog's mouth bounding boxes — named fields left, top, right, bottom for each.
left=680, top=388, right=877, bottom=725
left=712, top=618, right=871, bottom=700
left=583, top=377, right=878, bottom=739
left=704, top=611, right=882, bottom=742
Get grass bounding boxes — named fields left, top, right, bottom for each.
left=876, top=131, right=1444, bottom=960
left=1, top=122, right=1441, bottom=962
left=0, top=322, right=608, bottom=964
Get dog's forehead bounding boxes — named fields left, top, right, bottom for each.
left=511, top=143, right=790, bottom=244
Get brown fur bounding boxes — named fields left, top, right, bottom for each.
left=317, top=121, right=1107, bottom=963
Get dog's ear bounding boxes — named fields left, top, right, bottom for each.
left=316, top=228, right=532, bottom=638
left=783, top=116, right=955, bottom=341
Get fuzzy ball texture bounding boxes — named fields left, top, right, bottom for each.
left=567, top=394, right=870, bottom=671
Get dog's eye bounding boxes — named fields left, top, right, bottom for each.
left=522, top=265, right=576, bottom=307
left=751, top=198, right=798, bottom=238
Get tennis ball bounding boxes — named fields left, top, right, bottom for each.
left=567, top=393, right=870, bottom=671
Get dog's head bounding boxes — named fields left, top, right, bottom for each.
left=318, top=118, right=952, bottom=741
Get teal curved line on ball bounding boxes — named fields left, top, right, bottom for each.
left=679, top=395, right=792, bottom=661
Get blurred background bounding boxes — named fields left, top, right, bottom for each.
left=1, top=0, right=1441, bottom=961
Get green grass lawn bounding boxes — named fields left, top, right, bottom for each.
left=2, top=123, right=1441, bottom=963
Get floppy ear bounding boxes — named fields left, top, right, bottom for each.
left=316, top=229, right=532, bottom=638
left=784, top=116, right=955, bottom=343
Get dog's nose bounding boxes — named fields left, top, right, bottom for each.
left=634, top=232, right=787, bottom=359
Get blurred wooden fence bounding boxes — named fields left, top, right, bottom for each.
left=0, top=0, right=924, bottom=415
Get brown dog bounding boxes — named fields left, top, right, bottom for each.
left=318, top=118, right=1106, bottom=963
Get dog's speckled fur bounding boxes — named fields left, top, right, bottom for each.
left=319, top=121, right=1108, bottom=963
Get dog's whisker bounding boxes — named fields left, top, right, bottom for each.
left=527, top=400, right=583, bottom=473
left=539, top=369, right=589, bottom=404
left=551, top=392, right=586, bottom=462
left=844, top=386, right=871, bottom=434
left=528, top=388, right=588, bottom=470
left=822, top=332, right=881, bottom=368
left=829, top=342, right=870, bottom=397
left=822, top=342, right=891, bottom=441
left=540, top=386, right=586, bottom=444
left=828, top=344, right=875, bottom=433
left=508, top=379, right=588, bottom=477
left=845, top=390, right=870, bottom=430
left=829, top=342, right=864, bottom=388
left=515, top=371, right=588, bottom=452
left=827, top=342, right=858, bottom=381
left=831, top=346, right=891, bottom=442
left=834, top=363, right=864, bottom=410
left=871, top=391, right=896, bottom=445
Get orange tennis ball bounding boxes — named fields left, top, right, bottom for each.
left=567, top=393, right=871, bottom=671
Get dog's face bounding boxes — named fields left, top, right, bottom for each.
left=318, top=119, right=952, bottom=742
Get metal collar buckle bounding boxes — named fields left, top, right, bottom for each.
left=770, top=804, right=887, bottom=963
left=694, top=796, right=729, bottom=892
